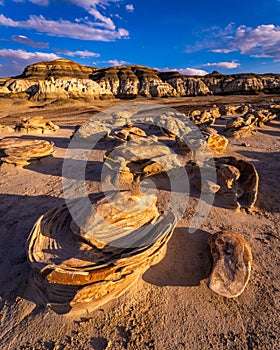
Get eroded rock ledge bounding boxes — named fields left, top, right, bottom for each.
left=1, top=59, right=280, bottom=101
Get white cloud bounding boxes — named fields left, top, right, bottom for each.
left=125, top=4, right=134, bottom=12
left=12, top=35, right=49, bottom=48
left=106, top=59, right=129, bottom=66
left=28, top=0, right=49, bottom=5
left=159, top=67, right=208, bottom=76
left=211, top=49, right=236, bottom=54
left=67, top=1, right=122, bottom=30
left=0, top=14, right=129, bottom=41
left=202, top=61, right=240, bottom=69
left=55, top=49, right=100, bottom=58
left=0, top=48, right=58, bottom=61
left=13, top=0, right=49, bottom=4
left=233, top=24, right=280, bottom=56
left=0, top=49, right=59, bottom=76
left=190, top=23, right=280, bottom=62
left=9, top=1, right=128, bottom=37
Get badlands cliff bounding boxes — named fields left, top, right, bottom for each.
left=0, top=58, right=280, bottom=101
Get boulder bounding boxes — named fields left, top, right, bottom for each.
left=207, top=231, right=252, bottom=298
left=189, top=110, right=215, bottom=126
left=199, top=127, right=228, bottom=154
left=207, top=134, right=228, bottom=154
left=187, top=157, right=258, bottom=209
left=103, top=136, right=182, bottom=186
left=215, top=157, right=259, bottom=209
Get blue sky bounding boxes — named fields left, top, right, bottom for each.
left=0, top=0, right=280, bottom=77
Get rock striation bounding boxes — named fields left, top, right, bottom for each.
left=0, top=137, right=54, bottom=165
left=26, top=191, right=177, bottom=314
left=2, top=59, right=280, bottom=101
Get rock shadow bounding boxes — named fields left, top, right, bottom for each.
left=143, top=228, right=212, bottom=287
left=236, top=149, right=280, bottom=213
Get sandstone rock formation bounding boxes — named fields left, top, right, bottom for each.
left=2, top=59, right=280, bottom=101
left=187, top=157, right=258, bottom=209
left=159, top=71, right=211, bottom=96
left=219, top=104, right=249, bottom=116
left=0, top=137, right=54, bottom=165
left=114, top=125, right=147, bottom=142
left=188, top=108, right=219, bottom=126
left=103, top=136, right=182, bottom=187
left=70, top=191, right=160, bottom=249
left=15, top=116, right=59, bottom=133
left=0, top=124, right=14, bottom=133
left=215, top=157, right=259, bottom=209
left=200, top=126, right=228, bottom=154
left=26, top=191, right=177, bottom=314
left=224, top=107, right=277, bottom=137
left=207, top=134, right=228, bottom=154
left=203, top=71, right=280, bottom=95
left=207, top=231, right=253, bottom=298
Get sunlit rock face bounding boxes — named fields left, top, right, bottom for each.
left=203, top=71, right=280, bottom=95
left=1, top=59, right=280, bottom=100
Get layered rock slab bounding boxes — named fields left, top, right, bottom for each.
left=0, top=137, right=54, bottom=165
left=26, top=191, right=177, bottom=314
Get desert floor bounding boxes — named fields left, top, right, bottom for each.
left=0, top=95, right=279, bottom=350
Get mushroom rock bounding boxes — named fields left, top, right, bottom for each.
left=0, top=137, right=54, bottom=165
left=207, top=230, right=253, bottom=298
left=103, top=136, right=182, bottom=187
left=26, top=191, right=177, bottom=314
left=15, top=116, right=59, bottom=133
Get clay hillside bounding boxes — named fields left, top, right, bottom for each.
left=1, top=58, right=280, bottom=101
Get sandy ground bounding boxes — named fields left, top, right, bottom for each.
left=0, top=96, right=279, bottom=349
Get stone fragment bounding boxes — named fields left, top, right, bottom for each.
left=207, top=230, right=252, bottom=298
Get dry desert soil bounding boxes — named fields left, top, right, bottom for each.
left=0, top=95, right=279, bottom=350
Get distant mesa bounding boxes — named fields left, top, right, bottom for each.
left=0, top=59, right=280, bottom=101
